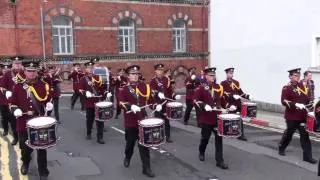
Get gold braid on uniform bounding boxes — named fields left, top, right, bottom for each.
left=28, top=83, right=49, bottom=101
left=231, top=82, right=240, bottom=90
left=92, top=76, right=102, bottom=87
left=136, top=84, right=151, bottom=101
left=212, top=85, right=224, bottom=97
left=165, top=76, right=170, bottom=88
left=297, top=85, right=308, bottom=96
left=16, top=73, right=26, bottom=83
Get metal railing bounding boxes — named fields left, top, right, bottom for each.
left=128, top=0, right=208, bottom=5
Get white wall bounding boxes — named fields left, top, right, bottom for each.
left=210, top=0, right=320, bottom=104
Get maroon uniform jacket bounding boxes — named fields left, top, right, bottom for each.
left=79, top=74, right=106, bottom=109
left=194, top=83, right=227, bottom=125
left=114, top=76, right=128, bottom=102
left=0, top=70, right=26, bottom=105
left=10, top=79, right=51, bottom=132
left=118, top=82, right=152, bottom=128
left=220, top=79, right=249, bottom=111
left=68, top=70, right=84, bottom=92
left=43, top=74, right=62, bottom=98
left=281, top=81, right=311, bottom=121
left=0, top=75, right=8, bottom=105
left=185, top=76, right=200, bottom=100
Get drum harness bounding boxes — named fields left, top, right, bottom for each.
left=23, top=82, right=45, bottom=116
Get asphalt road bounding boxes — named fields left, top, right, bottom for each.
left=1, top=96, right=320, bottom=180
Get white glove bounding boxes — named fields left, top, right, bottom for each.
left=233, top=94, right=241, bottom=100
left=156, top=104, right=162, bottom=112
left=191, top=75, right=196, bottom=80
left=295, top=103, right=305, bottom=110
left=204, top=104, right=213, bottom=111
left=86, top=91, right=92, bottom=98
left=13, top=108, right=23, bottom=117
left=175, top=95, right=181, bottom=100
left=229, top=105, right=237, bottom=111
left=249, top=95, right=253, bottom=100
left=46, top=102, right=53, bottom=111
left=158, top=92, right=165, bottom=100
left=5, top=91, right=12, bottom=99
left=106, top=92, right=112, bottom=98
left=130, top=105, right=141, bottom=113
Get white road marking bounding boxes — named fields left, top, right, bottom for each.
left=110, top=127, right=125, bottom=134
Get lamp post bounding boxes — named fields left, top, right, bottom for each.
left=208, top=0, right=213, bottom=67
left=40, top=0, right=47, bottom=61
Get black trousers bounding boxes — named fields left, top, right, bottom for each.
left=18, top=131, right=49, bottom=176
left=184, top=99, right=199, bottom=124
left=125, top=127, right=151, bottom=169
left=53, top=97, right=60, bottom=122
left=199, top=124, right=224, bottom=163
left=0, top=105, right=18, bottom=139
left=155, top=111, right=170, bottom=140
left=86, top=108, right=104, bottom=139
left=279, top=120, right=312, bottom=158
left=71, top=91, right=84, bottom=109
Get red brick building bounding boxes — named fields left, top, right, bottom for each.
left=0, top=0, right=208, bottom=89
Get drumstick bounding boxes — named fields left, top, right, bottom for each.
left=149, top=100, right=168, bottom=115
left=212, top=107, right=229, bottom=114
left=165, top=97, right=176, bottom=101
left=126, top=104, right=153, bottom=114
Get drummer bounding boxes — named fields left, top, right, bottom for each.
left=9, top=61, right=53, bottom=180
left=194, top=67, right=228, bottom=169
left=220, top=67, right=252, bottom=141
left=79, top=61, right=110, bottom=144
left=118, top=65, right=160, bottom=178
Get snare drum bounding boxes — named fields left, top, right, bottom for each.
left=139, top=118, right=165, bottom=147
left=95, top=101, right=114, bottom=121
left=26, top=117, right=57, bottom=149
left=306, top=112, right=316, bottom=133
left=218, top=114, right=242, bottom=137
left=241, top=102, right=257, bottom=118
left=166, top=102, right=183, bottom=120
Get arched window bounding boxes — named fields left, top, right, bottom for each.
left=172, top=20, right=186, bottom=53
left=52, top=16, right=74, bottom=55
left=118, top=18, right=135, bottom=53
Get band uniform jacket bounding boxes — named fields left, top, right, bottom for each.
left=0, top=70, right=26, bottom=106
left=68, top=70, right=84, bottom=92
left=194, top=83, right=227, bottom=125
left=9, top=78, right=51, bottom=132
left=79, top=74, right=106, bottom=109
left=43, top=74, right=62, bottom=98
left=185, top=76, right=200, bottom=100
left=220, top=79, right=249, bottom=111
left=281, top=81, right=312, bottom=121
left=118, top=82, right=152, bottom=128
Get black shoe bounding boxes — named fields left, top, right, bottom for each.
left=11, top=138, right=18, bottom=146
left=166, top=138, right=173, bottom=143
left=103, top=127, right=107, bottom=132
left=20, top=164, right=29, bottom=175
left=184, top=121, right=188, bottom=125
left=123, top=158, right=130, bottom=168
left=2, top=131, right=8, bottom=136
left=303, top=157, right=317, bottom=164
left=40, top=176, right=48, bottom=180
left=97, top=138, right=105, bottom=144
left=216, top=162, right=229, bottom=169
left=199, top=154, right=205, bottom=161
left=237, top=136, right=247, bottom=141
left=278, top=149, right=285, bottom=156
left=86, top=134, right=91, bottom=140
left=142, top=168, right=155, bottom=178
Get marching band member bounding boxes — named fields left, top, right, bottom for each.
left=114, top=68, right=127, bottom=119
left=10, top=61, right=53, bottom=180
left=301, top=70, right=314, bottom=111
left=220, top=67, right=252, bottom=141
left=194, top=67, right=228, bottom=169
left=183, top=67, right=200, bottom=125
left=279, top=68, right=317, bottom=164
left=118, top=65, right=156, bottom=178
left=0, top=57, right=25, bottom=145
left=79, top=61, right=110, bottom=144
left=150, top=64, right=180, bottom=143
left=68, top=63, right=85, bottom=110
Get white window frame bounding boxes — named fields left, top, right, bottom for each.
left=172, top=21, right=186, bottom=53
left=52, top=17, right=74, bottom=55
left=118, top=20, right=136, bottom=54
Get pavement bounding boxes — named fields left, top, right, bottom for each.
left=1, top=96, right=320, bottom=180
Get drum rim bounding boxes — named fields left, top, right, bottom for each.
left=242, top=102, right=257, bottom=106
left=139, top=118, right=164, bottom=127
left=166, top=102, right=183, bottom=107
left=218, top=114, right=241, bottom=119
left=27, top=116, right=57, bottom=128
left=95, top=101, right=113, bottom=107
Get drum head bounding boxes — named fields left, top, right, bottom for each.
left=27, top=117, right=56, bottom=127
left=140, top=118, right=164, bottom=126
left=167, top=102, right=183, bottom=107
left=308, top=112, right=315, bottom=117
left=95, top=101, right=113, bottom=107
left=219, top=114, right=240, bottom=120
left=243, top=102, right=256, bottom=106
